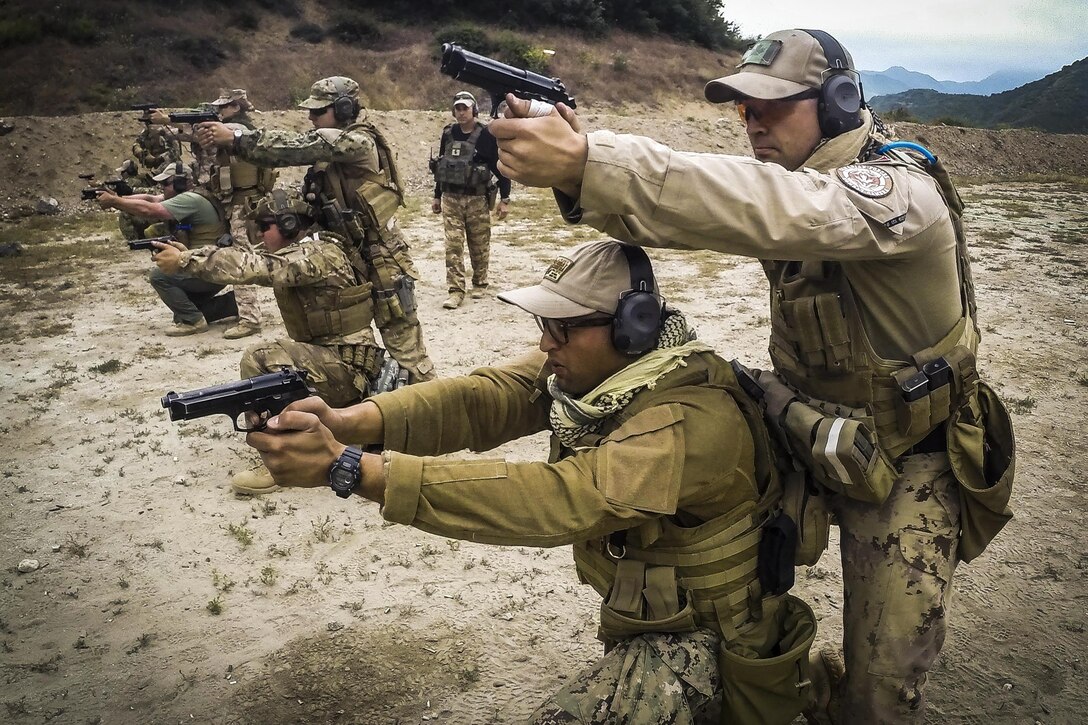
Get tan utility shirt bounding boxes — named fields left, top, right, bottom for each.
left=375, top=350, right=759, bottom=546
left=566, top=124, right=961, bottom=361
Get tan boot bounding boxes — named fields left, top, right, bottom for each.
left=803, top=647, right=845, bottom=725
left=165, top=318, right=209, bottom=337
left=470, top=286, right=487, bottom=299
left=223, top=322, right=261, bottom=339
left=442, top=292, right=464, bottom=309
left=231, top=466, right=281, bottom=495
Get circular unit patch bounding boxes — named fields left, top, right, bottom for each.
left=836, top=165, right=893, bottom=198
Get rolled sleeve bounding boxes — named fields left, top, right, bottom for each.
left=380, top=451, right=424, bottom=525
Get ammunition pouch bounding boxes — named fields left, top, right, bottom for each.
left=780, top=471, right=831, bottom=566
left=947, top=380, right=1015, bottom=562
left=718, top=594, right=816, bottom=725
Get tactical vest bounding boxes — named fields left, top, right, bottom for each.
left=308, top=121, right=405, bottom=244
left=273, top=233, right=375, bottom=344
left=764, top=151, right=980, bottom=460
left=169, top=187, right=227, bottom=248
left=208, top=115, right=278, bottom=204
left=435, top=124, right=492, bottom=196
left=566, top=362, right=785, bottom=644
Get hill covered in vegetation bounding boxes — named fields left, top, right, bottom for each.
left=870, top=57, right=1088, bottom=134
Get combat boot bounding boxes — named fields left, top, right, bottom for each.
left=803, top=647, right=845, bottom=725
left=165, top=318, right=209, bottom=337
left=442, top=292, right=464, bottom=309
left=231, top=466, right=281, bottom=495
left=470, top=286, right=487, bottom=299
left=223, top=322, right=261, bottom=339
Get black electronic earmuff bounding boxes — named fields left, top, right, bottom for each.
left=801, top=29, right=865, bottom=138
left=612, top=245, right=665, bottom=356
left=171, top=161, right=189, bottom=193
left=330, top=79, right=359, bottom=123
left=269, top=189, right=301, bottom=237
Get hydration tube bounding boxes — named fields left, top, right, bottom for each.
left=878, top=141, right=937, bottom=164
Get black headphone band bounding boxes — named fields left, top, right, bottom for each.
left=799, top=28, right=864, bottom=137
left=618, top=243, right=655, bottom=296
left=800, top=28, right=865, bottom=103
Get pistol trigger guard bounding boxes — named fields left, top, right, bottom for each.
left=489, top=93, right=504, bottom=119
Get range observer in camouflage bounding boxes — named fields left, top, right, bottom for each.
left=230, top=79, right=436, bottom=382
left=538, top=28, right=1015, bottom=723
left=173, top=221, right=381, bottom=407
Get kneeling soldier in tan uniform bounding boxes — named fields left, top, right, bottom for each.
left=152, top=188, right=383, bottom=494
left=245, top=240, right=818, bottom=724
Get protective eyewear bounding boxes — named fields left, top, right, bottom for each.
left=735, top=90, right=820, bottom=125
left=308, top=106, right=332, bottom=117
left=255, top=218, right=276, bottom=232
left=534, top=315, right=613, bottom=344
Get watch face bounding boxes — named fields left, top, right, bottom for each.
left=330, top=465, right=356, bottom=490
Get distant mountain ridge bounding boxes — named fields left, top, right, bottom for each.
left=861, top=65, right=1045, bottom=99
left=869, top=57, right=1088, bottom=134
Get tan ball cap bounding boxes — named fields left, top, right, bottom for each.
left=704, top=29, right=846, bottom=103
left=498, top=241, right=647, bottom=319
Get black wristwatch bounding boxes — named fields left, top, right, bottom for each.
left=328, top=446, right=364, bottom=498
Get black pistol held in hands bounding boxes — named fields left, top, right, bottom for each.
left=127, top=235, right=176, bottom=252
left=162, top=369, right=315, bottom=432
left=439, top=43, right=576, bottom=118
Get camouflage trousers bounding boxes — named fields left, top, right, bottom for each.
left=530, top=629, right=722, bottom=725
left=828, top=452, right=961, bottom=724
left=366, top=225, right=436, bottom=382
left=239, top=339, right=373, bottom=408
left=441, top=192, right=491, bottom=295
left=227, top=203, right=264, bottom=328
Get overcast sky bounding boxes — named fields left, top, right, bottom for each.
left=722, top=0, right=1088, bottom=81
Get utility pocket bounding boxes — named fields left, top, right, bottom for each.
left=372, top=291, right=406, bottom=326
left=598, top=594, right=699, bottom=642
left=719, top=594, right=816, bottom=725
left=778, top=293, right=853, bottom=374
left=782, top=397, right=897, bottom=504
left=947, top=381, right=1015, bottom=563
left=781, top=473, right=831, bottom=566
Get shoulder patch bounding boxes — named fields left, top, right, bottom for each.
left=836, top=165, right=893, bottom=198
left=543, top=256, right=574, bottom=283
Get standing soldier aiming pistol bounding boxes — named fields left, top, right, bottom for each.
left=195, top=76, right=437, bottom=383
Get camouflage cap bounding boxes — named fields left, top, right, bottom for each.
left=210, top=88, right=254, bottom=110
left=297, top=76, right=360, bottom=109
left=151, top=160, right=192, bottom=183
left=498, top=240, right=653, bottom=318
left=704, top=29, right=855, bottom=103
left=250, top=188, right=312, bottom=221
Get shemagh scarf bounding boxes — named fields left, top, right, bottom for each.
left=548, top=311, right=712, bottom=449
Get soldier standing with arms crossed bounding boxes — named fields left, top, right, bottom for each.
left=431, top=90, right=511, bottom=309
left=196, top=77, right=436, bottom=382
left=489, top=29, right=1016, bottom=724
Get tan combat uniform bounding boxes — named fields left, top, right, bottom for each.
left=176, top=231, right=380, bottom=407
left=371, top=350, right=816, bottom=724
left=560, top=111, right=1015, bottom=722
left=207, top=112, right=277, bottom=330
left=236, top=122, right=437, bottom=382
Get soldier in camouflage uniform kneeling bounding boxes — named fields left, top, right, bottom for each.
left=151, top=188, right=384, bottom=494
left=196, top=76, right=437, bottom=383
left=245, top=241, right=818, bottom=723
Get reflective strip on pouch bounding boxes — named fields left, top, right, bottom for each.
left=824, top=418, right=853, bottom=485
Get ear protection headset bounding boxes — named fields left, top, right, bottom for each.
left=269, top=189, right=301, bottom=237
left=612, top=244, right=666, bottom=356
left=170, top=162, right=190, bottom=193
left=800, top=29, right=865, bottom=138
left=330, top=79, right=360, bottom=124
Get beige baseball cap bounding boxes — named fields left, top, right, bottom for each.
left=453, top=91, right=476, bottom=108
left=705, top=29, right=853, bottom=103
left=151, top=161, right=191, bottom=183
left=498, top=241, right=649, bottom=318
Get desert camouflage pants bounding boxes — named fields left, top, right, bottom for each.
left=829, top=452, right=961, bottom=724
left=227, top=202, right=264, bottom=328
left=530, top=629, right=722, bottom=725
left=239, top=339, right=371, bottom=408
left=441, top=192, right=491, bottom=295
left=366, top=225, right=436, bottom=382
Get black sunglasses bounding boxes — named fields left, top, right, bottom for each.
left=308, top=106, right=331, bottom=116
left=534, top=315, right=613, bottom=344
left=255, top=218, right=276, bottom=232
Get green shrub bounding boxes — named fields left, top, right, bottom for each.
left=0, top=17, right=42, bottom=49
left=228, top=10, right=261, bottom=31
left=290, top=22, right=326, bottom=44
left=327, top=10, right=382, bottom=45
left=611, top=52, right=629, bottom=73
left=171, top=36, right=229, bottom=71
left=433, top=22, right=494, bottom=56
left=254, top=0, right=301, bottom=17
left=493, top=33, right=550, bottom=74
